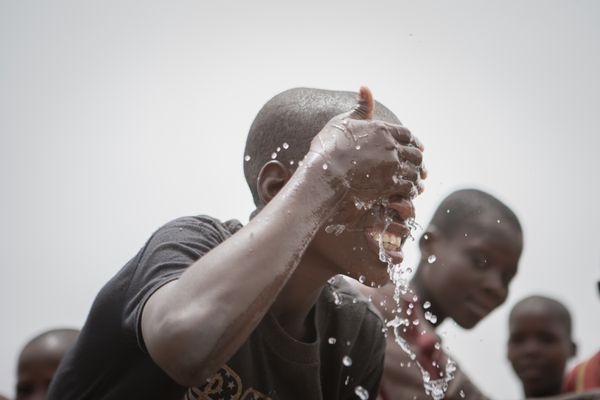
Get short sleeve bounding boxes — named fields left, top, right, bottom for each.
left=122, top=216, right=238, bottom=352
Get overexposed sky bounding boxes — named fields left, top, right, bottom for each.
left=1, top=1, right=599, bottom=398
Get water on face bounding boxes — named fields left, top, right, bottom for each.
left=376, top=218, right=456, bottom=400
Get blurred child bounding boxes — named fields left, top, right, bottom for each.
left=508, top=295, right=576, bottom=398
left=360, top=188, right=523, bottom=399
left=15, top=328, right=79, bottom=400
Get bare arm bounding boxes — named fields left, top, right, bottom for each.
left=141, top=88, right=424, bottom=386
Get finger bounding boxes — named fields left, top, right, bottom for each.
left=397, top=145, right=423, bottom=166
left=348, top=86, right=374, bottom=120
left=419, top=163, right=428, bottom=180
left=395, top=161, right=419, bottom=183
left=384, top=123, right=424, bottom=150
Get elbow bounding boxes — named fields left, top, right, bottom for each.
left=144, top=307, right=221, bottom=387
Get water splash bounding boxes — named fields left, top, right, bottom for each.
left=342, top=356, right=353, bottom=367
left=354, top=386, right=369, bottom=399
left=325, top=224, right=346, bottom=236
left=377, top=214, right=456, bottom=400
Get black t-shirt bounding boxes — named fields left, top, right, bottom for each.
left=48, top=215, right=385, bottom=400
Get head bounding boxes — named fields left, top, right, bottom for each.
left=16, top=328, right=79, bottom=400
left=244, top=88, right=407, bottom=285
left=244, top=87, right=400, bottom=208
left=507, top=295, right=576, bottom=398
left=413, top=188, right=523, bottom=329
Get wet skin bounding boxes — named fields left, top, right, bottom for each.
left=140, top=87, right=426, bottom=386
left=508, top=307, right=575, bottom=398
left=416, top=215, right=522, bottom=329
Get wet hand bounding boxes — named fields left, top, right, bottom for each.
left=308, top=86, right=426, bottom=202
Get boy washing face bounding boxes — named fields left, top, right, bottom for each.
left=48, top=87, right=426, bottom=399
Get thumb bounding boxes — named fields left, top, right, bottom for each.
left=347, top=86, right=374, bottom=120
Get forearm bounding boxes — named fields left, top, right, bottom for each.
left=142, top=152, right=344, bottom=386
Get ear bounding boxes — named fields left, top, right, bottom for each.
left=256, top=160, right=292, bottom=205
left=569, top=340, right=577, bottom=358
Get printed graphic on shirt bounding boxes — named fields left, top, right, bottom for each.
left=185, top=365, right=271, bottom=400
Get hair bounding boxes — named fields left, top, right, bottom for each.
left=428, top=188, right=522, bottom=238
left=243, top=87, right=401, bottom=206
left=19, top=328, right=79, bottom=357
left=510, top=295, right=572, bottom=336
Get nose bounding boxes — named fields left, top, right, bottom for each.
left=482, top=270, right=508, bottom=307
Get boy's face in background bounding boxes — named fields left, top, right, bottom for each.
left=16, top=346, right=62, bottom=400
left=507, top=308, right=574, bottom=397
left=420, top=213, right=522, bottom=328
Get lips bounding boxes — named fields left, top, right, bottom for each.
left=364, top=221, right=409, bottom=265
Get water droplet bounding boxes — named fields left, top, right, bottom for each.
left=434, top=342, right=441, bottom=350
left=412, top=295, right=418, bottom=302
left=446, top=209, right=450, bottom=214
left=354, top=385, right=369, bottom=399
left=289, top=160, right=295, bottom=165
left=283, top=142, right=289, bottom=149
left=244, top=155, right=251, bottom=161
left=497, top=219, right=501, bottom=224
left=333, top=291, right=342, bottom=305
left=322, top=163, right=328, bottom=170
left=352, top=298, right=358, bottom=304
left=352, top=160, right=357, bottom=165
left=276, top=146, right=281, bottom=152
left=358, top=275, right=366, bottom=284
left=345, top=375, right=350, bottom=385
left=424, top=311, right=438, bottom=324
left=342, top=355, right=353, bottom=367
left=298, top=160, right=303, bottom=166
left=355, top=145, right=361, bottom=150
left=427, top=255, right=437, bottom=264
left=423, top=301, right=431, bottom=309
left=271, top=152, right=277, bottom=159
left=423, top=233, right=429, bottom=240
left=328, top=337, right=337, bottom=344
left=460, top=389, right=465, bottom=398
left=365, top=173, right=370, bottom=178
left=325, top=224, right=346, bottom=236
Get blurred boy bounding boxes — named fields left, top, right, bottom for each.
left=360, top=188, right=523, bottom=399
left=508, top=295, right=577, bottom=398
left=48, top=87, right=426, bottom=399
left=15, top=328, right=79, bottom=400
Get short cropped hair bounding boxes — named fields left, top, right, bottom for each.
left=429, top=188, right=522, bottom=238
left=243, top=87, right=401, bottom=206
left=510, top=295, right=572, bottom=336
left=20, top=328, right=79, bottom=355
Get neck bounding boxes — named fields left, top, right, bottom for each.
left=411, top=264, right=446, bottom=327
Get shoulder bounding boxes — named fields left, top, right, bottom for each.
left=322, top=276, right=386, bottom=352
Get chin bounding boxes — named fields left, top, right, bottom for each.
left=454, top=316, right=481, bottom=330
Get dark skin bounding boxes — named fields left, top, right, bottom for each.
left=140, top=87, right=427, bottom=386
left=508, top=300, right=576, bottom=398
left=357, top=210, right=523, bottom=399
left=16, top=330, right=78, bottom=400
left=413, top=216, right=522, bottom=329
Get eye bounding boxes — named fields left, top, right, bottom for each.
left=470, top=251, right=488, bottom=269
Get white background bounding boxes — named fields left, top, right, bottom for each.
left=1, top=1, right=599, bottom=398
